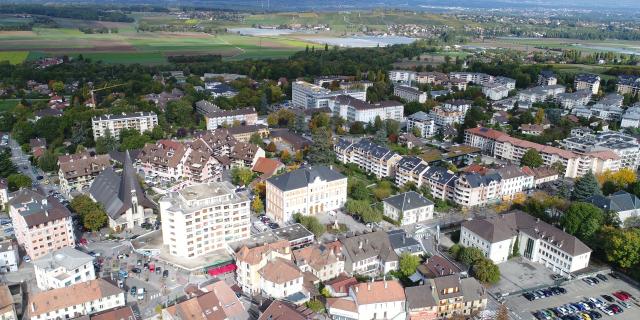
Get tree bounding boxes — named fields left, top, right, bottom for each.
left=37, top=151, right=59, bottom=172
left=7, top=173, right=31, bottom=191
left=70, top=195, right=107, bottom=231
left=249, top=133, right=263, bottom=146
left=230, top=167, right=254, bottom=186
left=560, top=202, right=604, bottom=241
left=95, top=129, right=118, bottom=154
left=349, top=122, right=365, bottom=134
left=458, top=247, right=485, bottom=266
left=601, top=226, right=640, bottom=269
left=349, top=180, right=369, bottom=201
left=265, top=142, right=277, bottom=153
left=472, top=258, right=500, bottom=284
left=511, top=236, right=520, bottom=258
left=293, top=213, right=326, bottom=238
left=308, top=127, right=334, bottom=165
left=520, top=149, right=543, bottom=168
left=572, top=171, right=601, bottom=201
left=280, top=149, right=291, bottom=164
left=0, top=150, right=17, bottom=178
left=534, top=108, right=545, bottom=124
left=251, top=197, right=264, bottom=214
left=449, top=244, right=462, bottom=259
left=597, top=168, right=637, bottom=189
left=399, top=252, right=421, bottom=277
left=373, top=128, right=387, bottom=144
left=165, top=100, right=194, bottom=128
left=305, top=299, right=324, bottom=313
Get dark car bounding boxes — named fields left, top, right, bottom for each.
left=141, top=222, right=152, bottom=229
left=131, top=267, right=142, bottom=274
left=268, top=223, right=280, bottom=229
left=155, top=267, right=162, bottom=274
left=609, top=272, right=620, bottom=279
left=130, top=286, right=137, bottom=295
left=602, top=294, right=615, bottom=302
left=163, top=270, right=169, bottom=278
left=523, top=292, right=535, bottom=301
left=596, top=274, right=608, bottom=281
left=588, top=310, right=602, bottom=319
left=36, top=175, right=43, bottom=180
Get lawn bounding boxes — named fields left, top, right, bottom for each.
left=0, top=51, right=29, bottom=64
left=0, top=99, right=20, bottom=112
left=79, top=52, right=167, bottom=64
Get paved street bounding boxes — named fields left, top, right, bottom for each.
left=8, top=136, right=63, bottom=197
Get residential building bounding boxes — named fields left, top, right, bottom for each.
left=327, top=280, right=406, bottom=320
left=340, top=230, right=399, bottom=275
left=24, top=279, right=124, bottom=320
left=0, top=284, right=17, bottom=320
left=428, top=101, right=471, bottom=128
left=616, top=75, right=640, bottom=97
left=415, top=72, right=448, bottom=85
left=461, top=210, right=591, bottom=274
left=398, top=133, right=425, bottom=149
left=560, top=131, right=640, bottom=170
left=383, top=191, right=434, bottom=226
left=293, top=243, right=344, bottom=282
left=33, top=247, right=95, bottom=290
left=194, top=100, right=219, bottom=115
left=334, top=139, right=402, bottom=179
left=89, top=151, right=156, bottom=230
left=144, top=89, right=184, bottom=110
left=324, top=274, right=358, bottom=298
left=574, top=73, right=601, bottom=94
left=193, top=130, right=265, bottom=168
left=265, top=166, right=347, bottom=223
left=160, top=181, right=250, bottom=259
left=227, top=124, right=270, bottom=143
left=453, top=172, right=502, bottom=207
left=621, top=105, right=640, bottom=128
left=270, top=130, right=311, bottom=152
left=30, top=138, right=46, bottom=158
left=0, top=240, right=18, bottom=273
left=521, top=166, right=560, bottom=187
left=235, top=239, right=292, bottom=295
left=205, top=82, right=238, bottom=98
left=588, top=191, right=640, bottom=226
left=162, top=280, right=247, bottom=320
left=252, top=157, right=285, bottom=180
left=416, top=255, right=461, bottom=279
left=518, top=85, right=566, bottom=104
left=482, top=83, right=510, bottom=101
left=205, top=107, right=258, bottom=130
left=394, top=85, right=427, bottom=103
left=138, top=140, right=188, bottom=182
left=0, top=180, right=7, bottom=210
left=88, top=306, right=137, bottom=320
left=538, top=70, right=558, bottom=86
left=332, top=95, right=403, bottom=123
left=292, top=81, right=366, bottom=109
left=258, top=300, right=315, bottom=320
left=387, top=230, right=424, bottom=256
left=519, top=124, right=545, bottom=136
left=407, top=111, right=436, bottom=138
left=557, top=90, right=592, bottom=109
left=259, top=257, right=306, bottom=300
left=8, top=189, right=74, bottom=260
left=405, top=276, right=487, bottom=320
left=421, top=166, right=457, bottom=201
left=57, top=153, right=111, bottom=195
left=388, top=70, right=416, bottom=84
left=91, top=112, right=158, bottom=140
left=394, top=156, right=430, bottom=187
left=493, top=165, right=535, bottom=201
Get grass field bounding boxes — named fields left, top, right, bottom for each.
left=0, top=99, right=21, bottom=112
left=0, top=51, right=29, bottom=64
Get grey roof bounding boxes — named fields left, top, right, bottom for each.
left=334, top=95, right=373, bottom=110
left=349, top=139, right=396, bottom=161
left=588, top=191, right=640, bottom=213
left=383, top=191, right=433, bottom=212
left=434, top=274, right=464, bottom=299
left=33, top=247, right=93, bottom=272
left=340, top=230, right=398, bottom=264
left=89, top=151, right=155, bottom=220
left=460, top=172, right=501, bottom=188
left=408, top=111, right=430, bottom=122
left=462, top=210, right=591, bottom=256
left=575, top=73, right=600, bottom=83
left=422, top=166, right=457, bottom=186
left=460, top=277, right=486, bottom=302
left=405, top=284, right=437, bottom=309
left=8, top=189, right=72, bottom=227
left=387, top=229, right=422, bottom=253
left=92, top=112, right=156, bottom=121
left=267, top=166, right=346, bottom=192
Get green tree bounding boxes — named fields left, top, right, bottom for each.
left=249, top=133, right=263, bottom=146
left=305, top=299, right=324, bottom=313
left=7, top=173, right=31, bottom=191
left=265, top=142, right=277, bottom=153
left=601, top=226, right=640, bottom=269
left=472, top=258, right=501, bottom=284
left=83, top=207, right=108, bottom=231
left=560, top=202, right=604, bottom=240
left=373, top=128, right=387, bottom=145
left=0, top=150, right=17, bottom=178
left=37, top=151, right=59, bottom=172
left=308, top=127, right=334, bottom=165
left=230, top=167, right=254, bottom=186
left=458, top=247, right=485, bottom=266
left=280, top=149, right=291, bottom=164
left=293, top=213, right=326, bottom=238
left=511, top=237, right=520, bottom=258
left=252, top=197, right=264, bottom=214
left=349, top=179, right=369, bottom=201
left=520, top=149, right=543, bottom=168
left=399, top=252, right=421, bottom=277
left=572, top=171, right=601, bottom=201
left=95, top=129, right=118, bottom=154
left=165, top=100, right=194, bottom=128
left=449, top=244, right=462, bottom=259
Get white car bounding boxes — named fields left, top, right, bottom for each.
left=22, top=255, right=31, bottom=263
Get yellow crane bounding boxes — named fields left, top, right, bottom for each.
left=87, top=83, right=125, bottom=108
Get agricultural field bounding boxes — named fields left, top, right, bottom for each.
left=470, top=37, right=640, bottom=56
left=0, top=51, right=28, bottom=64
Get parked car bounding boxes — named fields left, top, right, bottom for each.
left=141, top=222, right=152, bottom=229
left=601, top=295, right=615, bottom=302
left=131, top=267, right=141, bottom=274
left=117, top=279, right=124, bottom=288
left=163, top=270, right=169, bottom=278
left=22, top=255, right=31, bottom=263
left=613, top=291, right=630, bottom=301
left=130, top=286, right=137, bottom=295
left=587, top=310, right=602, bottom=319
left=583, top=278, right=595, bottom=286
left=155, top=267, right=162, bottom=274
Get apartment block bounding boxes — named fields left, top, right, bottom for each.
left=406, top=276, right=487, bottom=320
left=517, top=85, right=566, bottom=104
left=292, top=81, right=366, bottom=109
left=8, top=189, right=75, bottom=260
left=25, top=279, right=124, bottom=320
left=266, top=166, right=347, bottom=223
left=538, top=70, right=558, bottom=86
left=616, top=75, right=640, bottom=97
left=235, top=239, right=292, bottom=295
left=394, top=156, right=430, bottom=187
left=160, top=181, right=250, bottom=259
left=394, top=85, right=427, bottom=103
left=33, top=247, right=95, bottom=290
left=332, top=95, right=404, bottom=123
left=335, top=139, right=402, bottom=179
left=574, top=73, right=601, bottom=94
left=293, top=243, right=344, bottom=282
left=621, top=105, right=640, bottom=128
left=428, top=100, right=471, bottom=128
left=340, top=230, right=399, bottom=275
left=407, top=111, right=436, bottom=138
left=204, top=107, right=258, bottom=130
left=383, top=191, right=434, bottom=226
left=557, top=90, right=592, bottom=109
left=415, top=71, right=448, bottom=85
left=91, top=112, right=158, bottom=140
left=388, top=70, right=416, bottom=84
left=482, top=83, right=510, bottom=101
left=560, top=131, right=640, bottom=170
left=57, top=152, right=111, bottom=196
left=461, top=210, right=591, bottom=275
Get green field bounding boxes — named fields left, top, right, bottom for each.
left=0, top=51, right=29, bottom=64
left=0, top=99, right=21, bottom=112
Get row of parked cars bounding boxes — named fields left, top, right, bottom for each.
left=523, top=286, right=567, bottom=301
left=533, top=291, right=635, bottom=320
left=582, top=274, right=609, bottom=286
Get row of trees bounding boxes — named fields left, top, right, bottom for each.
left=70, top=195, right=108, bottom=232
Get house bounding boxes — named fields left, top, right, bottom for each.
left=89, top=151, right=156, bottom=231
left=258, top=300, right=315, bottom=320
left=87, top=306, right=137, bottom=320
left=270, top=130, right=311, bottom=152
left=58, top=152, right=111, bottom=196
left=0, top=179, right=7, bottom=210
left=538, top=70, right=558, bottom=86
left=252, top=157, right=285, bottom=180
left=398, top=133, right=425, bottom=149
left=33, top=247, right=95, bottom=290
left=461, top=210, right=591, bottom=275
left=521, top=166, right=559, bottom=187
left=407, top=111, right=436, bottom=138
left=387, top=229, right=424, bottom=256
left=235, top=239, right=292, bottom=295
left=293, top=243, right=344, bottom=282
left=340, top=230, right=399, bottom=275
left=33, top=108, right=63, bottom=121
left=24, top=279, right=124, bottom=320
left=574, top=73, right=601, bottom=94
left=587, top=191, right=640, bottom=226
left=0, top=240, right=18, bottom=273
left=205, top=107, right=258, bottom=130
left=30, top=138, right=46, bottom=158
left=8, top=189, right=75, bottom=260
left=416, top=255, right=461, bottom=279
left=405, top=275, right=487, bottom=320
left=415, top=71, right=448, bottom=85
left=0, top=284, right=17, bottom=320
left=394, top=85, right=427, bottom=103
left=327, top=280, right=406, bottom=320
left=144, top=89, right=184, bottom=110
left=335, top=139, right=402, bottom=179
left=193, top=129, right=266, bottom=168
left=324, top=274, right=358, bottom=298
left=162, top=280, right=248, bottom=320
left=519, top=123, right=545, bottom=136
left=383, top=191, right=434, bottom=226
left=259, top=257, right=306, bottom=301
left=265, top=166, right=347, bottom=223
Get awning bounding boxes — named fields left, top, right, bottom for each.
left=207, top=263, right=237, bottom=276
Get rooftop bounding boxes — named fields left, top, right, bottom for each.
left=28, top=279, right=122, bottom=317
left=267, top=165, right=346, bottom=192
left=33, top=247, right=93, bottom=272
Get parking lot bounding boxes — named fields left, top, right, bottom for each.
left=503, top=274, right=640, bottom=320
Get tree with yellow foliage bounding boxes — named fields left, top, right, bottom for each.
left=534, top=108, right=545, bottom=125
left=597, top=168, right=637, bottom=188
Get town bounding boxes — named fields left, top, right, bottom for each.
left=2, top=3, right=640, bottom=320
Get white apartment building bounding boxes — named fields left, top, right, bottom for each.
left=560, top=132, right=640, bottom=170
left=621, top=106, right=640, bottom=128
left=517, top=85, right=566, bottom=103
left=205, top=107, right=258, bottom=130
left=26, top=279, right=124, bottom=320
left=234, top=239, right=292, bottom=295
left=159, top=182, right=250, bottom=259
left=538, top=70, right=558, bottom=86
left=394, top=85, right=427, bottom=103
left=461, top=211, right=592, bottom=275
left=91, top=112, right=158, bottom=140
left=574, top=73, right=601, bottom=94
left=407, top=111, right=436, bottom=137
left=388, top=70, right=416, bottom=84
left=556, top=90, right=592, bottom=109
left=383, top=191, right=434, bottom=226
left=428, top=100, right=471, bottom=127
left=327, top=280, right=406, bottom=320
left=332, top=95, right=404, bottom=124
left=265, top=166, right=347, bottom=223
left=258, top=258, right=305, bottom=300
left=33, top=247, right=95, bottom=290
left=0, top=240, right=18, bottom=273
left=292, top=81, right=366, bottom=109
left=616, top=75, right=640, bottom=97
left=334, top=139, right=402, bottom=179
left=394, top=156, right=430, bottom=187
left=482, top=83, right=510, bottom=101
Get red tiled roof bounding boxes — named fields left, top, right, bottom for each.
left=252, top=157, right=284, bottom=175
left=465, top=127, right=509, bottom=140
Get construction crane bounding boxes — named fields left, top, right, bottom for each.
left=87, top=83, right=125, bottom=108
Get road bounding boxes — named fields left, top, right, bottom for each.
left=8, top=136, right=62, bottom=197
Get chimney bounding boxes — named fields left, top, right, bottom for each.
left=355, top=286, right=359, bottom=293
left=367, top=282, right=371, bottom=291
left=31, top=303, right=35, bottom=312
left=358, top=241, right=363, bottom=249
